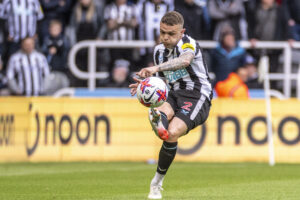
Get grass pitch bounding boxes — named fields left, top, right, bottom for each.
left=0, top=162, right=299, bottom=200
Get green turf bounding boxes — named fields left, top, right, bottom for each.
left=0, top=162, right=299, bottom=200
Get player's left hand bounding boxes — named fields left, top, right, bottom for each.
left=129, top=77, right=142, bottom=96
left=136, top=66, right=159, bottom=78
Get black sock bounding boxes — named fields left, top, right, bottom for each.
left=160, top=112, right=169, bottom=129
left=157, top=141, right=177, bottom=175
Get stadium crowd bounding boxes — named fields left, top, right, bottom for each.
left=0, top=0, right=299, bottom=97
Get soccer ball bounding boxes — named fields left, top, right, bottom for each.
left=136, top=77, right=168, bottom=108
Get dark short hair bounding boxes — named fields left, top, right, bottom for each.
left=49, top=19, right=62, bottom=27
left=219, top=25, right=235, bottom=43
left=21, top=37, right=35, bottom=44
left=161, top=11, right=184, bottom=26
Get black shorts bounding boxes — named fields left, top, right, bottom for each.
left=167, top=90, right=211, bottom=133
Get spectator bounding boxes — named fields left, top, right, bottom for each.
left=6, top=37, right=50, bottom=96
left=137, top=0, right=171, bottom=67
left=0, top=8, right=3, bottom=55
left=43, top=71, right=70, bottom=95
left=247, top=0, right=292, bottom=88
left=0, top=0, right=44, bottom=68
left=106, top=59, right=133, bottom=87
left=39, top=0, right=72, bottom=43
left=210, top=26, right=246, bottom=84
left=68, top=0, right=105, bottom=45
left=164, top=0, right=175, bottom=10
left=0, top=15, right=5, bottom=94
left=104, top=0, right=138, bottom=70
left=248, top=0, right=291, bottom=43
left=104, top=0, right=137, bottom=42
left=243, top=0, right=258, bottom=29
left=42, top=20, right=70, bottom=72
left=175, top=0, right=211, bottom=27
left=208, top=0, right=247, bottom=40
left=140, top=0, right=174, bottom=10
left=67, top=0, right=105, bottom=87
left=175, top=0, right=209, bottom=40
left=283, top=0, right=300, bottom=41
left=215, top=65, right=249, bottom=99
left=243, top=54, right=262, bottom=89
left=0, top=52, right=6, bottom=94
left=0, top=18, right=3, bottom=69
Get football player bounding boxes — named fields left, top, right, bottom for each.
left=129, top=11, right=212, bottom=199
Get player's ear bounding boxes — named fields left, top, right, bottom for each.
left=181, top=28, right=186, bottom=35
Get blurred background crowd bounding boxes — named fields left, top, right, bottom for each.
left=0, top=0, right=299, bottom=98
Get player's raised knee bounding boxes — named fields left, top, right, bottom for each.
left=165, top=128, right=180, bottom=142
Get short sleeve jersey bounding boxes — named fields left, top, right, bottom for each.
left=153, top=34, right=212, bottom=99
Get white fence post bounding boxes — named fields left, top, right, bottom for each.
left=283, top=44, right=292, bottom=98
left=259, top=56, right=275, bottom=166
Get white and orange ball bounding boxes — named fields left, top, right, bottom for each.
left=136, top=77, right=168, bottom=108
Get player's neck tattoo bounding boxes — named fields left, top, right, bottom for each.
left=158, top=52, right=194, bottom=72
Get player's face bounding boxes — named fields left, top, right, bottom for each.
left=160, top=22, right=185, bottom=49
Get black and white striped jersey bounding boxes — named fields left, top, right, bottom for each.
left=104, top=3, right=137, bottom=41
left=137, top=0, right=171, bottom=42
left=6, top=50, right=50, bottom=96
left=0, top=0, right=43, bottom=42
left=154, top=34, right=212, bottom=100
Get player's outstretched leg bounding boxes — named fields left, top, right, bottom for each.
left=148, top=108, right=169, bottom=140
left=148, top=141, right=178, bottom=199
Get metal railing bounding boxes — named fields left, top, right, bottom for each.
left=67, top=40, right=300, bottom=98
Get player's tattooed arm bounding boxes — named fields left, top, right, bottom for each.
left=136, top=52, right=194, bottom=78
left=158, top=52, right=194, bottom=72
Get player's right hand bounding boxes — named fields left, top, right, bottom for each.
left=137, top=66, right=158, bottom=78
left=129, top=77, right=142, bottom=96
